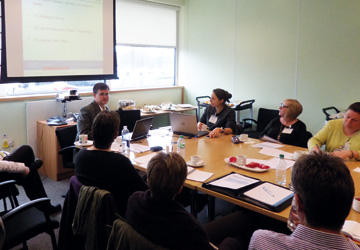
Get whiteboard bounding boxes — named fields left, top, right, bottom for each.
left=26, top=97, right=93, bottom=154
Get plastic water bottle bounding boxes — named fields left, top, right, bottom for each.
left=276, top=154, right=286, bottom=185
left=121, top=126, right=129, bottom=153
left=177, top=135, right=185, bottom=158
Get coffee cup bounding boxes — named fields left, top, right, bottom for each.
left=353, top=197, right=360, bottom=212
left=236, top=155, right=246, bottom=165
left=79, top=134, right=88, bottom=144
left=200, top=125, right=208, bottom=132
left=191, top=155, right=202, bottom=165
left=239, top=134, right=248, bottom=142
left=294, top=150, right=306, bottom=160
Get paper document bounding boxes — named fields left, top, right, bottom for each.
left=133, top=153, right=157, bottom=168
left=209, top=173, right=260, bottom=190
left=149, top=129, right=172, bottom=137
left=129, top=144, right=151, bottom=153
left=258, top=147, right=293, bottom=159
left=187, top=167, right=214, bottom=182
left=243, top=182, right=294, bottom=206
left=260, top=135, right=282, bottom=144
left=253, top=141, right=283, bottom=149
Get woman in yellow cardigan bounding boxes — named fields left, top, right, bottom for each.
left=308, top=102, right=360, bottom=160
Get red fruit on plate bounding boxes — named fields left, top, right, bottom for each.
left=229, top=157, right=237, bottom=163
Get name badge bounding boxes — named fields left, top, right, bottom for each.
left=282, top=128, right=293, bottom=134
left=209, top=115, right=218, bottom=124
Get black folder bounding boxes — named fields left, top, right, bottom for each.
left=202, top=172, right=294, bottom=212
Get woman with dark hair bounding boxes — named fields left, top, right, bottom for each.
left=261, top=99, right=307, bottom=147
left=309, top=102, right=360, bottom=160
left=197, top=88, right=236, bottom=138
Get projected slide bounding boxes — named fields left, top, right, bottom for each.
left=4, top=0, right=114, bottom=78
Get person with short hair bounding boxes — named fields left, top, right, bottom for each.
left=197, top=88, right=236, bottom=138
left=75, top=110, right=147, bottom=215
left=76, top=82, right=110, bottom=141
left=249, top=152, right=359, bottom=249
left=261, top=99, right=308, bottom=147
left=126, top=152, right=251, bottom=250
left=309, top=102, right=360, bottom=160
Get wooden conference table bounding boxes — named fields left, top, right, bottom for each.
left=129, top=131, right=360, bottom=224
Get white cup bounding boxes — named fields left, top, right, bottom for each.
left=191, top=155, right=202, bottom=165
left=240, top=134, right=248, bottom=142
left=236, top=155, right=246, bottom=165
left=294, top=150, right=306, bottom=160
left=200, top=125, right=208, bottom=131
left=79, top=134, right=88, bottom=144
left=353, top=197, right=360, bottom=212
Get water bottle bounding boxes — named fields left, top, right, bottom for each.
left=121, top=126, right=129, bottom=153
left=276, top=154, right=286, bottom=185
left=177, top=135, right=185, bottom=158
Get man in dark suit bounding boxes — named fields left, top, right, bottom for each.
left=76, top=82, right=110, bottom=141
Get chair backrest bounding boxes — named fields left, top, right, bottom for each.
left=59, top=176, right=118, bottom=250
left=297, top=131, right=313, bottom=148
left=107, top=217, right=169, bottom=250
left=322, top=106, right=341, bottom=121
left=116, top=109, right=141, bottom=133
left=256, top=108, right=279, bottom=132
left=55, top=125, right=77, bottom=169
left=0, top=180, right=19, bottom=216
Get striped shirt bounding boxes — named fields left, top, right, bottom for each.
left=249, top=224, right=359, bottom=250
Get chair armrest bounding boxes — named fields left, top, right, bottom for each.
left=2, top=198, right=50, bottom=220
left=0, top=180, right=16, bottom=188
left=59, top=146, right=76, bottom=155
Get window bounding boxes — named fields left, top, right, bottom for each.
left=0, top=0, right=178, bottom=97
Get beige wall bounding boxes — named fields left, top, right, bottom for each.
left=181, top=0, right=360, bottom=135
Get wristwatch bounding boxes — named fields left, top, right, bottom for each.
left=220, top=127, right=225, bottom=133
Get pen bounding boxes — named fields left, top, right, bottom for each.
left=316, top=144, right=320, bottom=151
left=263, top=186, right=275, bottom=197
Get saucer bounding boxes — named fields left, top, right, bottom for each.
left=74, top=140, right=93, bottom=147
left=187, top=160, right=205, bottom=168
left=224, top=158, right=268, bottom=173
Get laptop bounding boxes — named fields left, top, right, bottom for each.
left=129, top=117, right=154, bottom=141
left=169, top=113, right=209, bottom=138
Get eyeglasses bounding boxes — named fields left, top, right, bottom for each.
left=280, top=103, right=289, bottom=108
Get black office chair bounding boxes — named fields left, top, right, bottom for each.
left=242, top=108, right=279, bottom=139
left=322, top=106, right=341, bottom=121
left=2, top=197, right=59, bottom=250
left=195, top=96, right=210, bottom=121
left=55, top=125, right=77, bottom=169
left=116, top=109, right=141, bottom=133
left=297, top=131, right=313, bottom=148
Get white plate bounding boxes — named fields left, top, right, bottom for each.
left=187, top=160, right=205, bottom=168
left=224, top=158, right=269, bottom=173
left=74, top=140, right=93, bottom=147
left=242, top=139, right=255, bottom=144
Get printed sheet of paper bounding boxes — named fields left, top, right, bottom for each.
left=258, top=147, right=293, bottom=160
left=209, top=173, right=260, bottom=190
left=133, top=153, right=157, bottom=169
left=187, top=168, right=214, bottom=182
left=253, top=141, right=283, bottom=149
left=129, top=144, right=151, bottom=153
left=243, top=182, right=294, bottom=206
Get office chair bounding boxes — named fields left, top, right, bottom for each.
left=195, top=96, right=210, bottom=121
left=58, top=176, right=118, bottom=250
left=2, top=197, right=59, bottom=250
left=116, top=109, right=141, bottom=133
left=55, top=125, right=77, bottom=169
left=242, top=108, right=279, bottom=139
left=107, top=216, right=169, bottom=250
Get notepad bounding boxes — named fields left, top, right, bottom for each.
left=208, top=173, right=260, bottom=190
left=243, top=182, right=294, bottom=207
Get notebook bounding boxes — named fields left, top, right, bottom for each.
left=169, top=113, right=209, bottom=137
left=129, top=117, right=153, bottom=141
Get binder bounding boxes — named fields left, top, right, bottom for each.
left=201, top=172, right=294, bottom=212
